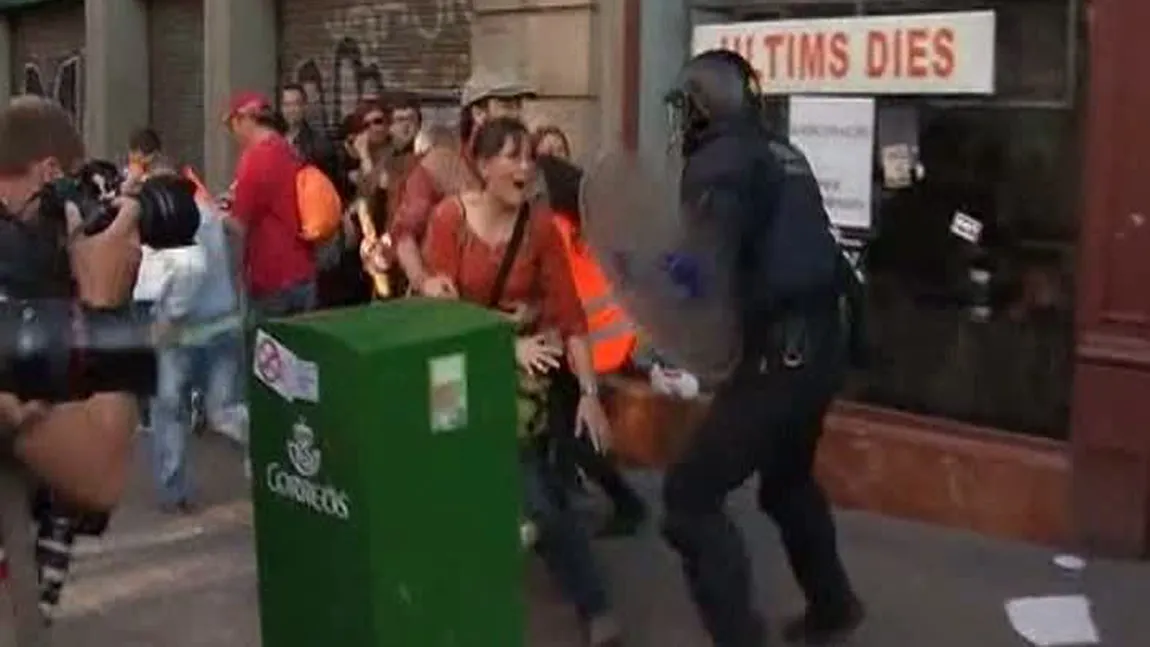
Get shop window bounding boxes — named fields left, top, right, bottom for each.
left=844, top=103, right=1079, bottom=438
left=729, top=0, right=1086, bottom=437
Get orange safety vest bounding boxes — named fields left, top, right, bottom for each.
left=553, top=215, right=637, bottom=374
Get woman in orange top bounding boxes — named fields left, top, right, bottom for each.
left=421, top=117, right=622, bottom=647
left=536, top=153, right=638, bottom=374
left=535, top=152, right=647, bottom=537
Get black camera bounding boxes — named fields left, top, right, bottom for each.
left=71, top=160, right=202, bottom=249
left=0, top=160, right=178, bottom=403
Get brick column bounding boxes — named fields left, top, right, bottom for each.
left=203, top=0, right=276, bottom=193
left=83, top=0, right=149, bottom=159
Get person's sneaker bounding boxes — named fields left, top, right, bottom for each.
left=160, top=499, right=197, bottom=515
left=781, top=598, right=865, bottom=645
left=586, top=613, right=623, bottom=647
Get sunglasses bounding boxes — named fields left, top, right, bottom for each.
left=365, top=117, right=387, bottom=127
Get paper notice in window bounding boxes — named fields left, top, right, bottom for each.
left=950, top=211, right=983, bottom=244
left=881, top=144, right=913, bottom=189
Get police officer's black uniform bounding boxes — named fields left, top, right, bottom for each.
left=659, top=50, right=865, bottom=647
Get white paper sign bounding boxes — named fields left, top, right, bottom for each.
left=293, top=359, right=320, bottom=403
left=693, top=11, right=996, bottom=95
left=1005, top=595, right=1100, bottom=646
left=252, top=330, right=321, bottom=403
left=788, top=97, right=876, bottom=231
left=950, top=211, right=983, bottom=243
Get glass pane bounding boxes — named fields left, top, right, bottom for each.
left=696, top=0, right=1084, bottom=437
left=844, top=102, right=1079, bottom=438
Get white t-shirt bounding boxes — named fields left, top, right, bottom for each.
left=132, top=245, right=208, bottom=321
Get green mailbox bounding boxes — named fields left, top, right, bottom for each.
left=248, top=299, right=523, bottom=647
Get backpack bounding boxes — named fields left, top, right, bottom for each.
left=296, top=165, right=342, bottom=243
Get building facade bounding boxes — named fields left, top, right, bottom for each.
left=2, top=0, right=1146, bottom=557
left=654, top=0, right=1150, bottom=559
left=0, top=0, right=631, bottom=192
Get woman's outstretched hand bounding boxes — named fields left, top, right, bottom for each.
left=576, top=393, right=611, bottom=454
left=515, top=334, right=562, bottom=376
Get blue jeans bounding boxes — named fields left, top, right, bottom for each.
left=522, top=449, right=610, bottom=620
left=149, top=330, right=245, bottom=505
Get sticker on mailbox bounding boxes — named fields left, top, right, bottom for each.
left=429, top=353, right=467, bottom=433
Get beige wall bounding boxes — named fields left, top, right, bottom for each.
left=202, top=0, right=278, bottom=192
left=149, top=0, right=206, bottom=172
left=471, top=0, right=625, bottom=162
left=0, top=0, right=622, bottom=186
left=84, top=0, right=149, bottom=160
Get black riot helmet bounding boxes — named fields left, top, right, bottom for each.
left=665, top=49, right=763, bottom=150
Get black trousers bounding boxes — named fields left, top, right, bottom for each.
left=661, top=315, right=855, bottom=647
left=548, top=368, right=644, bottom=516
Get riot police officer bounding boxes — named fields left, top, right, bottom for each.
left=659, top=50, right=865, bottom=646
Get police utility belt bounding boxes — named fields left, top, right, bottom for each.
left=745, top=281, right=862, bottom=376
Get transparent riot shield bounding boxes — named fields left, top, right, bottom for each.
left=580, top=148, right=743, bottom=387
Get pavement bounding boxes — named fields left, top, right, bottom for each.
left=41, top=431, right=1150, bottom=647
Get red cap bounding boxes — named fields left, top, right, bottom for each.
left=224, top=91, right=271, bottom=122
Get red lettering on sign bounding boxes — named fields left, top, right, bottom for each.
left=828, top=32, right=849, bottom=78
left=866, top=30, right=887, bottom=78
left=865, top=27, right=957, bottom=81
left=933, top=28, right=956, bottom=77
left=711, top=20, right=967, bottom=86
left=893, top=29, right=905, bottom=77
left=762, top=33, right=785, bottom=80
left=797, top=32, right=824, bottom=79
left=785, top=32, right=797, bottom=79
left=906, top=28, right=930, bottom=78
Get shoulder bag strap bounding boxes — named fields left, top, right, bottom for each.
left=487, top=204, right=530, bottom=308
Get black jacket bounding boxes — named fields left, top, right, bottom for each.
left=680, top=117, right=841, bottom=321
left=291, top=123, right=339, bottom=182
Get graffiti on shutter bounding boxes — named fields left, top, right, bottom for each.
left=21, top=53, right=83, bottom=127
left=285, top=0, right=472, bottom=136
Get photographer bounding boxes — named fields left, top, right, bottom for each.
left=0, top=97, right=145, bottom=512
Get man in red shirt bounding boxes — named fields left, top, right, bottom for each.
left=223, top=91, right=316, bottom=317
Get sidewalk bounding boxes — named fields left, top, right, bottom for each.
left=46, top=433, right=1150, bottom=646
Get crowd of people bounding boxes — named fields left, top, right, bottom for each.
left=113, top=70, right=656, bottom=646
left=0, top=53, right=865, bottom=647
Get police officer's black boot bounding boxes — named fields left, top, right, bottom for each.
left=781, top=596, right=865, bottom=645
left=662, top=510, right=765, bottom=647
left=766, top=480, right=865, bottom=645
